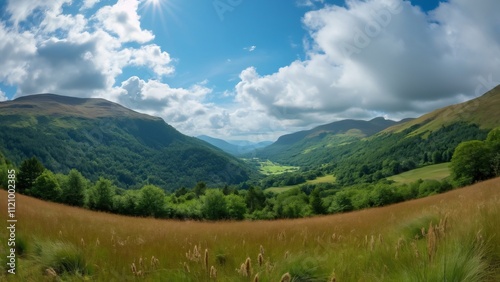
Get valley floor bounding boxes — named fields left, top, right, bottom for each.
left=1, top=178, right=500, bottom=281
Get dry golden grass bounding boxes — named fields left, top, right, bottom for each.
left=1, top=177, right=499, bottom=281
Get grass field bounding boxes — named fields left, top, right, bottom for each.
left=265, top=174, right=336, bottom=194
left=1, top=178, right=500, bottom=281
left=388, top=163, right=451, bottom=183
left=258, top=160, right=299, bottom=175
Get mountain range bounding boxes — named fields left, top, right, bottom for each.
left=253, top=117, right=412, bottom=165
left=197, top=135, right=272, bottom=156
left=0, top=85, right=498, bottom=190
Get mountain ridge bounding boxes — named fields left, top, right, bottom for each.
left=382, top=85, right=500, bottom=135
left=197, top=135, right=272, bottom=156
left=1, top=93, right=160, bottom=120
left=0, top=94, right=255, bottom=190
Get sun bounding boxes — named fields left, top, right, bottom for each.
left=139, top=0, right=175, bottom=24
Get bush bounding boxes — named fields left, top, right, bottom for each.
left=35, top=241, right=91, bottom=276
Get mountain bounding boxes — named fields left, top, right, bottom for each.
left=383, top=85, right=500, bottom=136
left=0, top=94, right=255, bottom=190
left=331, top=85, right=500, bottom=185
left=197, top=135, right=272, bottom=156
left=254, top=117, right=408, bottom=165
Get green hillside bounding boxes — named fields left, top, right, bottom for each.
left=0, top=94, right=255, bottom=190
left=384, top=85, right=500, bottom=135
left=255, top=117, right=404, bottom=166
left=388, top=163, right=451, bottom=183
left=255, top=86, right=499, bottom=186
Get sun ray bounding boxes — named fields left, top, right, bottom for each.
left=139, top=0, right=181, bottom=35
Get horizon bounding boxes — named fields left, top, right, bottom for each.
left=0, top=0, right=499, bottom=141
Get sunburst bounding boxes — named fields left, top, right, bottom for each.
left=139, top=0, right=180, bottom=33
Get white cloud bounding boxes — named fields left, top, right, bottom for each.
left=0, top=90, right=7, bottom=102
left=128, top=45, right=174, bottom=76
left=6, top=0, right=72, bottom=26
left=244, top=45, right=256, bottom=52
left=95, top=0, right=154, bottom=43
left=234, top=0, right=500, bottom=125
left=296, top=0, right=324, bottom=8
left=0, top=23, right=37, bottom=85
left=81, top=0, right=101, bottom=10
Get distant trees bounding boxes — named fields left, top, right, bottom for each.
left=450, top=127, right=500, bottom=185
left=202, top=190, right=228, bottom=220
left=88, top=178, right=115, bottom=212
left=226, top=194, right=247, bottom=220
left=17, top=157, right=45, bottom=194
left=310, top=187, right=325, bottom=214
left=61, top=169, right=86, bottom=207
left=31, top=170, right=62, bottom=201
left=137, top=185, right=166, bottom=217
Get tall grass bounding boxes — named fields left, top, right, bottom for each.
left=0, top=178, right=499, bottom=281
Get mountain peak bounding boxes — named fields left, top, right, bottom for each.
left=1, top=94, right=159, bottom=120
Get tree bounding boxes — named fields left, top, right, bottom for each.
left=432, top=151, right=442, bottom=164
left=32, top=170, right=62, bottom=201
left=450, top=140, right=492, bottom=185
left=245, top=186, right=265, bottom=212
left=137, top=185, right=166, bottom=217
left=89, top=178, right=115, bottom=212
left=202, top=189, right=228, bottom=220
left=226, top=194, right=247, bottom=220
left=193, top=181, right=207, bottom=197
left=17, top=157, right=45, bottom=194
left=61, top=169, right=86, bottom=207
left=310, top=187, right=325, bottom=214
left=329, top=191, right=353, bottom=213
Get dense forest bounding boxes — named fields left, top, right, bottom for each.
left=0, top=116, right=254, bottom=190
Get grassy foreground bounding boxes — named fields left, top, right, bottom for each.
left=388, top=163, right=451, bottom=184
left=1, top=178, right=500, bottom=281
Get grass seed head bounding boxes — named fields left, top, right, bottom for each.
left=131, top=263, right=137, bottom=275
left=258, top=252, right=264, bottom=267
left=45, top=267, right=58, bottom=277
left=204, top=249, right=209, bottom=270
left=427, top=223, right=437, bottom=262
left=280, top=272, right=291, bottom=282
left=245, top=257, right=252, bottom=277
left=210, top=265, right=217, bottom=278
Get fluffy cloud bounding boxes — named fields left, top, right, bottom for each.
left=0, top=90, right=7, bottom=102
left=95, top=0, right=154, bottom=43
left=5, top=0, right=72, bottom=26
left=235, top=0, right=500, bottom=125
left=0, top=0, right=174, bottom=98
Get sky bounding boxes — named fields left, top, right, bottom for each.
left=0, top=0, right=499, bottom=142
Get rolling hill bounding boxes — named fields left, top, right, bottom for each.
left=0, top=94, right=255, bottom=190
left=254, top=117, right=410, bottom=165
left=384, top=85, right=500, bottom=135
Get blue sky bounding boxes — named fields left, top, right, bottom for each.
left=0, top=0, right=499, bottom=141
